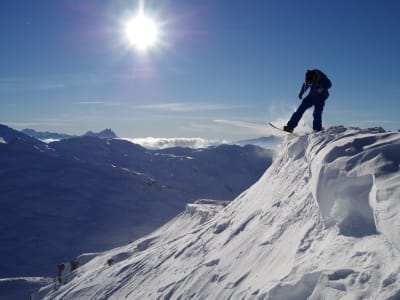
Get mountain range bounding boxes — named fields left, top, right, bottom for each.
left=0, top=123, right=273, bottom=299
left=21, top=128, right=119, bottom=141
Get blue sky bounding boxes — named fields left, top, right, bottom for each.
left=1, top=0, right=400, bottom=140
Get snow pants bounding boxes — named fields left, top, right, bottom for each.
left=287, top=93, right=328, bottom=131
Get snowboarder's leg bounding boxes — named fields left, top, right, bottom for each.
left=312, top=97, right=326, bottom=131
left=287, top=95, right=314, bottom=129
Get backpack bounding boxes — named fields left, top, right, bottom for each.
left=317, top=70, right=332, bottom=90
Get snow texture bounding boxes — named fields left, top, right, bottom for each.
left=34, top=126, right=400, bottom=300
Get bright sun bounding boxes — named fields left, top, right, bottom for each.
left=125, top=14, right=159, bottom=51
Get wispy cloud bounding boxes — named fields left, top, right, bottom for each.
left=214, top=119, right=268, bottom=134
left=79, top=101, right=122, bottom=107
left=38, top=83, right=65, bottom=90
left=0, top=77, right=66, bottom=91
left=79, top=101, right=106, bottom=105
left=340, top=119, right=399, bottom=130
left=353, top=120, right=399, bottom=124
left=131, top=102, right=248, bottom=112
left=6, top=121, right=67, bottom=128
left=112, top=68, right=158, bottom=80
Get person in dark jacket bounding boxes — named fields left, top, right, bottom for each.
left=284, top=69, right=332, bottom=133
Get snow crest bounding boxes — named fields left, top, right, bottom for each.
left=35, top=126, right=400, bottom=300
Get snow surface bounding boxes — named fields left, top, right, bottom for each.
left=35, top=126, right=400, bottom=299
left=0, top=137, right=5, bottom=144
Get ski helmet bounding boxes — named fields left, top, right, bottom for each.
left=305, top=70, right=319, bottom=85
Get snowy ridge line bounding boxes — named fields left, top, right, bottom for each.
left=44, top=199, right=228, bottom=289
left=34, top=126, right=400, bottom=300
left=153, top=152, right=194, bottom=160
left=113, top=165, right=158, bottom=184
left=0, top=277, right=52, bottom=283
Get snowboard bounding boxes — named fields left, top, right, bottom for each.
left=268, top=122, right=297, bottom=135
left=268, top=122, right=292, bottom=134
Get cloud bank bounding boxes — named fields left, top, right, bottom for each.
left=131, top=102, right=246, bottom=112
left=120, top=137, right=228, bottom=150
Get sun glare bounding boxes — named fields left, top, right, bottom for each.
left=125, top=14, right=159, bottom=51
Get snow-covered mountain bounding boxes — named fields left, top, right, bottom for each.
left=21, top=127, right=119, bottom=141
left=0, top=124, right=272, bottom=285
left=83, top=128, right=118, bottom=139
left=21, top=128, right=75, bottom=141
left=0, top=124, right=46, bottom=148
left=35, top=126, right=400, bottom=299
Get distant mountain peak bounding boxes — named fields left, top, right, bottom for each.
left=21, top=128, right=74, bottom=141
left=83, top=128, right=118, bottom=139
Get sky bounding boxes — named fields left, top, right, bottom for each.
left=1, top=0, right=400, bottom=140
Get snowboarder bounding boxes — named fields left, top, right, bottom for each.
left=284, top=69, right=332, bottom=133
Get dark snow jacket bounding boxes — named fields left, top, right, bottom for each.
left=299, top=69, right=332, bottom=99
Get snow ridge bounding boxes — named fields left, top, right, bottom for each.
left=35, top=126, right=400, bottom=300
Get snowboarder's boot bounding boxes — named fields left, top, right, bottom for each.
left=283, top=125, right=294, bottom=133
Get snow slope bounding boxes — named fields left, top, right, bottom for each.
left=35, top=126, right=400, bottom=299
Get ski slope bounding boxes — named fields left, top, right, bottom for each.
left=35, top=126, right=400, bottom=299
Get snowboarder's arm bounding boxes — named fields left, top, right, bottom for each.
left=298, top=82, right=308, bottom=99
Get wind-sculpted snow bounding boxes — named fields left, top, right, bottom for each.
left=35, top=126, right=400, bottom=299
left=309, top=127, right=400, bottom=243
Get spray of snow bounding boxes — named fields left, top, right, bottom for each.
left=270, top=108, right=314, bottom=136
left=34, top=126, right=400, bottom=300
